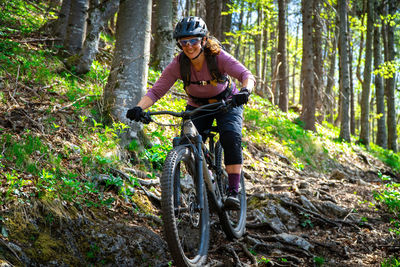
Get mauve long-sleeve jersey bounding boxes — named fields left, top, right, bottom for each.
left=145, top=50, right=255, bottom=107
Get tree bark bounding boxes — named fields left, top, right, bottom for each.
left=151, top=0, right=175, bottom=71
left=384, top=1, right=398, bottom=152
left=300, top=0, right=316, bottom=131
left=349, top=29, right=355, bottom=135
left=196, top=0, right=206, bottom=19
left=262, top=25, right=269, bottom=97
left=374, top=2, right=387, bottom=149
left=270, top=23, right=278, bottom=105
left=76, top=0, right=119, bottom=74
left=64, top=0, right=89, bottom=55
left=53, top=0, right=71, bottom=43
left=278, top=0, right=288, bottom=112
left=338, top=0, right=351, bottom=142
left=221, top=0, right=232, bottom=50
left=359, top=0, right=374, bottom=148
left=254, top=4, right=263, bottom=95
left=313, top=0, right=323, bottom=121
left=205, top=0, right=223, bottom=39
left=325, top=25, right=337, bottom=124
left=103, top=0, right=152, bottom=146
left=292, top=22, right=299, bottom=104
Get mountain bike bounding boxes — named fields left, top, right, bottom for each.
left=139, top=100, right=247, bottom=266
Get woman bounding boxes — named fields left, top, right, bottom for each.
left=127, top=16, right=255, bottom=209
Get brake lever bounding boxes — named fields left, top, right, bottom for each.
left=141, top=112, right=153, bottom=124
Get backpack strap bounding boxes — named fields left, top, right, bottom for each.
left=205, top=53, right=225, bottom=84
left=179, top=51, right=231, bottom=105
left=179, top=52, right=191, bottom=88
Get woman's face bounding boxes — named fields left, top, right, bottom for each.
left=179, top=36, right=204, bottom=59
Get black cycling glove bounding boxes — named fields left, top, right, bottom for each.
left=126, top=106, right=152, bottom=124
left=232, top=88, right=250, bottom=106
left=126, top=106, right=144, bottom=121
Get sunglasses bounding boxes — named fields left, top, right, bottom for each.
left=179, top=37, right=202, bottom=47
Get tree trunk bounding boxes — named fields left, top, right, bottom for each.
left=254, top=4, right=263, bottom=95
left=300, top=0, right=316, bottom=131
left=185, top=0, right=191, bottom=16
left=103, top=0, right=152, bottom=146
left=374, top=3, right=387, bottom=149
left=292, top=22, right=299, bottom=104
left=221, top=0, right=232, bottom=50
left=205, top=0, right=223, bottom=39
left=349, top=31, right=355, bottom=135
left=53, top=0, right=71, bottom=43
left=64, top=0, right=89, bottom=55
left=359, top=0, right=374, bottom=147
left=151, top=0, right=175, bottom=71
left=384, top=1, right=397, bottom=152
left=76, top=0, right=119, bottom=74
left=196, top=0, right=206, bottom=19
left=270, top=26, right=278, bottom=105
left=262, top=25, right=269, bottom=97
left=278, top=0, right=288, bottom=112
left=338, top=0, right=351, bottom=142
left=234, top=0, right=244, bottom=60
left=325, top=25, right=337, bottom=124
left=313, top=0, right=323, bottom=121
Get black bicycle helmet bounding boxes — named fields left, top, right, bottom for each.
left=173, top=16, right=208, bottom=40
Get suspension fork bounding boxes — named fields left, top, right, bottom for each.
left=194, top=135, right=205, bottom=211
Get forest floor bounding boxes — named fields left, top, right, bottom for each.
left=0, top=77, right=399, bottom=266
left=1, top=28, right=399, bottom=267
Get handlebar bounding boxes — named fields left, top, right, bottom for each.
left=145, top=99, right=233, bottom=121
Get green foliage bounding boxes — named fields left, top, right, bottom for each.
left=373, top=60, right=400, bottom=79
left=370, top=143, right=400, bottom=173
left=257, top=256, right=271, bottom=264
left=313, top=256, right=325, bottom=266
left=381, top=256, right=400, bottom=267
left=1, top=133, right=48, bottom=176
left=0, top=0, right=50, bottom=35
left=243, top=95, right=330, bottom=171
left=374, top=175, right=400, bottom=236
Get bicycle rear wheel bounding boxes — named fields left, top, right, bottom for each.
left=215, top=141, right=247, bottom=240
left=161, top=145, right=210, bottom=266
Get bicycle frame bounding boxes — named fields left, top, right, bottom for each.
left=148, top=101, right=231, bottom=213
left=178, top=118, right=224, bottom=212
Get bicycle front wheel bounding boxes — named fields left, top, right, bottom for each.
left=161, top=146, right=210, bottom=267
left=215, top=141, right=247, bottom=240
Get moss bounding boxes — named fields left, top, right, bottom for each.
left=27, top=232, right=61, bottom=262
left=131, top=193, right=156, bottom=214
left=247, top=196, right=267, bottom=210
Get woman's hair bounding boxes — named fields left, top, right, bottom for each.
left=204, top=36, right=221, bottom=56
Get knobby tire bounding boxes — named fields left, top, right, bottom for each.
left=161, top=146, right=210, bottom=266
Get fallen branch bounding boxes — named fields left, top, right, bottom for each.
left=15, top=37, right=61, bottom=43
left=52, top=94, right=96, bottom=113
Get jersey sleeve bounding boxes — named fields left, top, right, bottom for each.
left=145, top=56, right=181, bottom=103
left=217, top=50, right=255, bottom=84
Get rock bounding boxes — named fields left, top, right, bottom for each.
left=313, top=200, right=349, bottom=218
left=275, top=204, right=299, bottom=231
left=272, top=233, right=314, bottom=251
left=330, top=169, right=347, bottom=180
left=299, top=181, right=310, bottom=189
left=259, top=202, right=290, bottom=234
left=299, top=195, right=320, bottom=213
left=180, top=174, right=194, bottom=193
